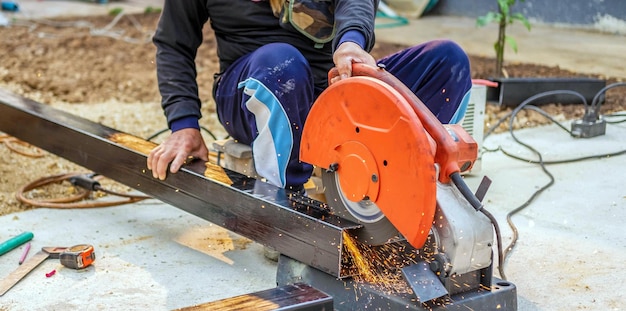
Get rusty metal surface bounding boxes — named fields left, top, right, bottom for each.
left=175, top=283, right=333, bottom=311
left=0, top=88, right=360, bottom=277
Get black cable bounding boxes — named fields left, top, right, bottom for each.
left=590, top=82, right=626, bottom=112
left=449, top=170, right=509, bottom=280
left=145, top=128, right=169, bottom=141
left=450, top=172, right=483, bottom=211
left=498, top=146, right=626, bottom=165
left=606, top=112, right=626, bottom=118
left=479, top=207, right=507, bottom=280
left=496, top=96, right=560, bottom=264
left=484, top=90, right=587, bottom=139
left=70, top=173, right=151, bottom=200
left=522, top=104, right=573, bottom=133
left=501, top=126, right=555, bottom=264
left=483, top=84, right=626, bottom=277
left=18, top=173, right=151, bottom=208
left=146, top=126, right=222, bottom=142
left=604, top=112, right=626, bottom=124
left=201, top=126, right=220, bottom=140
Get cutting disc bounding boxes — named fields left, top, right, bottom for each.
left=321, top=170, right=400, bottom=245
left=300, top=75, right=438, bottom=248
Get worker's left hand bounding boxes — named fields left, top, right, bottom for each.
left=147, top=128, right=209, bottom=180
left=332, top=41, right=377, bottom=84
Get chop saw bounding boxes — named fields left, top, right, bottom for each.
left=275, top=63, right=515, bottom=309
left=0, top=63, right=516, bottom=310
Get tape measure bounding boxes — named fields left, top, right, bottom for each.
left=58, top=244, right=95, bottom=269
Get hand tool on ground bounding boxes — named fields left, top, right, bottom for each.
left=0, top=244, right=95, bottom=296
left=0, top=232, right=34, bottom=257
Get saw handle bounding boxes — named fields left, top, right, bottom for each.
left=329, top=63, right=469, bottom=183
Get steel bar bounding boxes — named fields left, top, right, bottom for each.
left=0, top=88, right=360, bottom=277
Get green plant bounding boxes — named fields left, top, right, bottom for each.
left=108, top=7, right=124, bottom=16
left=144, top=6, right=162, bottom=14
left=477, top=0, right=531, bottom=77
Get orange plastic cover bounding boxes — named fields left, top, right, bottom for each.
left=300, top=76, right=437, bottom=249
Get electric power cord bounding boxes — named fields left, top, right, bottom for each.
left=146, top=126, right=221, bottom=142
left=15, top=172, right=151, bottom=209
left=588, top=82, right=626, bottom=120
left=604, top=112, right=626, bottom=124
left=0, top=135, right=45, bottom=158
left=483, top=82, right=626, bottom=279
left=11, top=125, right=227, bottom=209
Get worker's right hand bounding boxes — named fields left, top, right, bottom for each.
left=331, top=41, right=377, bottom=84
left=147, top=128, right=209, bottom=180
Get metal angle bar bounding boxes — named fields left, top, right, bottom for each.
left=0, top=88, right=360, bottom=277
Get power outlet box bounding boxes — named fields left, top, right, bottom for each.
left=571, top=118, right=606, bottom=138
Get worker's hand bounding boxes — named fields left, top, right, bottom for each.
left=147, top=128, right=209, bottom=180
left=331, top=41, right=377, bottom=84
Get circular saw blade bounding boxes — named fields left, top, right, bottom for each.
left=300, top=73, right=438, bottom=249
left=322, top=170, right=400, bottom=245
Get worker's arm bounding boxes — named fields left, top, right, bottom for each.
left=148, top=0, right=210, bottom=179
left=153, top=0, right=208, bottom=130
left=332, top=0, right=378, bottom=81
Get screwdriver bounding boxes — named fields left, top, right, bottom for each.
left=0, top=232, right=34, bottom=257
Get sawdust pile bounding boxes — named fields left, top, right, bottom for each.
left=1, top=12, right=625, bottom=217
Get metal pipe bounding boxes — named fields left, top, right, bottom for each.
left=0, top=88, right=360, bottom=277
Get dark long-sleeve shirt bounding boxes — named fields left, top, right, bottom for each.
left=152, top=0, right=378, bottom=130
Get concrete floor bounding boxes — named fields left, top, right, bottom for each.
left=1, top=1, right=625, bottom=310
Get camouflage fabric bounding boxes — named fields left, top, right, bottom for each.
left=268, top=0, right=284, bottom=17
left=280, top=0, right=336, bottom=47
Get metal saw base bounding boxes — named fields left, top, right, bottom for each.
left=276, top=255, right=517, bottom=311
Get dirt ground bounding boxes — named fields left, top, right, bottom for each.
left=1, top=12, right=625, bottom=217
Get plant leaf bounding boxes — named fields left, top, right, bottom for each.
left=512, top=13, right=532, bottom=30
left=505, top=36, right=518, bottom=53
left=498, top=0, right=511, bottom=16
left=476, top=12, right=500, bottom=27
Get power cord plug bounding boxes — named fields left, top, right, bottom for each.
left=571, top=95, right=606, bottom=138
left=68, top=173, right=101, bottom=191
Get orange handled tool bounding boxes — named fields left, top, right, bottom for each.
left=328, top=64, right=478, bottom=183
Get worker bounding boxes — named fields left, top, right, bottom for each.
left=147, top=0, right=472, bottom=192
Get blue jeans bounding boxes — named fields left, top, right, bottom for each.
left=213, top=40, right=472, bottom=189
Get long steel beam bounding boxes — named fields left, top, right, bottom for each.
left=0, top=88, right=360, bottom=277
